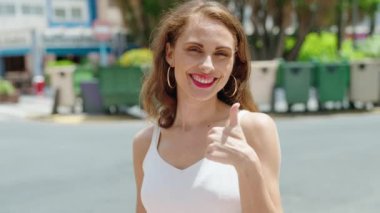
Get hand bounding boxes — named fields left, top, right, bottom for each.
left=205, top=103, right=259, bottom=168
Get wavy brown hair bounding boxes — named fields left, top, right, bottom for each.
left=141, top=0, right=257, bottom=128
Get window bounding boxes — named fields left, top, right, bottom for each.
left=23, top=5, right=43, bottom=15
left=51, top=1, right=88, bottom=22
left=54, top=8, right=65, bottom=19
left=21, top=4, right=43, bottom=15
left=0, top=4, right=16, bottom=16
left=22, top=5, right=31, bottom=14
left=34, top=6, right=43, bottom=15
left=71, top=7, right=82, bottom=20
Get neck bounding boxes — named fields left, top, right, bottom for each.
left=174, top=96, right=225, bottom=131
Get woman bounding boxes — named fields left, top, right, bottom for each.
left=133, top=0, right=282, bottom=212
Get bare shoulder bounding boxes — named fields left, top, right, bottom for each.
left=240, top=111, right=278, bottom=134
left=133, top=125, right=155, bottom=160
left=239, top=111, right=280, bottom=149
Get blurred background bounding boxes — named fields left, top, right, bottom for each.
left=0, top=0, right=380, bottom=212
left=1, top=0, right=380, bottom=113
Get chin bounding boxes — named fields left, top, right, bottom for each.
left=186, top=90, right=219, bottom=102
left=177, top=79, right=225, bottom=102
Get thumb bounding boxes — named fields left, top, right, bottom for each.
left=227, top=103, right=240, bottom=127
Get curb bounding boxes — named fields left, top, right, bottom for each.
left=27, top=107, right=380, bottom=124
left=29, top=114, right=143, bottom=124
left=268, top=107, right=380, bottom=120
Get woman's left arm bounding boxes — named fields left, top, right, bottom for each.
left=206, top=104, right=282, bottom=213
left=237, top=112, right=282, bottom=213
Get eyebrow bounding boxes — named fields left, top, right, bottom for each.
left=184, top=42, right=233, bottom=51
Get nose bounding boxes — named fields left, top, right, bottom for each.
left=199, top=55, right=214, bottom=73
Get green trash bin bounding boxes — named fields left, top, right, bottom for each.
left=277, top=62, right=314, bottom=111
left=313, top=62, right=350, bottom=109
left=99, top=65, right=144, bottom=111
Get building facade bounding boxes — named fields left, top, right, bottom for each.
left=0, top=0, right=125, bottom=92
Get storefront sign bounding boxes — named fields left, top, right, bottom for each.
left=43, top=28, right=109, bottom=48
left=0, top=30, right=32, bottom=49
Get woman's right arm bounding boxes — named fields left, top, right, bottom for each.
left=133, top=126, right=154, bottom=213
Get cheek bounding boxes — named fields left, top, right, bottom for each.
left=217, top=71, right=232, bottom=89
left=217, top=62, right=234, bottom=88
left=219, top=55, right=235, bottom=70
left=219, top=60, right=234, bottom=78
left=173, top=51, right=194, bottom=71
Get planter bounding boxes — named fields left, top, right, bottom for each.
left=0, top=92, right=19, bottom=103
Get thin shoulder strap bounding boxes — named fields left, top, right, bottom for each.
left=150, top=125, right=160, bottom=149
left=143, top=125, right=160, bottom=171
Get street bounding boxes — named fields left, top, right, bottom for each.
left=0, top=112, right=379, bottom=213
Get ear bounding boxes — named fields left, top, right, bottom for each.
left=165, top=42, right=174, bottom=67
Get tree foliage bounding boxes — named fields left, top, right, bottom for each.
left=116, top=0, right=380, bottom=60
left=244, top=0, right=340, bottom=60
left=116, top=0, right=179, bottom=47
left=358, top=0, right=380, bottom=35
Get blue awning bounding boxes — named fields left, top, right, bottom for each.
left=0, top=48, right=31, bottom=56
left=45, top=47, right=111, bottom=56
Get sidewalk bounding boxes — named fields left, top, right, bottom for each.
left=0, top=95, right=144, bottom=123
left=1, top=94, right=379, bottom=123
left=0, top=95, right=53, bottom=120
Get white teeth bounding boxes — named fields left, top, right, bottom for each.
left=192, top=75, right=213, bottom=84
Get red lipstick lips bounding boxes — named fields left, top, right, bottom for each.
left=190, top=73, right=216, bottom=88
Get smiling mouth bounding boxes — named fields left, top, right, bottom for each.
left=190, top=74, right=217, bottom=88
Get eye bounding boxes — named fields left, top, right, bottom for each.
left=187, top=47, right=202, bottom=53
left=215, top=51, right=229, bottom=57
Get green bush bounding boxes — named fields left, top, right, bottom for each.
left=296, top=32, right=376, bottom=62
left=285, top=36, right=296, bottom=52
left=357, top=35, right=380, bottom=58
left=298, top=32, right=340, bottom=62
left=0, top=79, right=16, bottom=96
left=46, top=60, right=75, bottom=67
left=119, top=48, right=153, bottom=67
left=340, top=39, right=366, bottom=61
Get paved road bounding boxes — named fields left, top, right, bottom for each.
left=0, top=113, right=379, bottom=213
left=278, top=113, right=380, bottom=213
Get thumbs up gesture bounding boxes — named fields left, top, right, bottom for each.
left=205, top=103, right=258, bottom=167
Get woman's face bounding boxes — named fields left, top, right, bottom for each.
left=166, top=15, right=236, bottom=101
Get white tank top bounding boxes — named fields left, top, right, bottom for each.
left=141, top=111, right=248, bottom=213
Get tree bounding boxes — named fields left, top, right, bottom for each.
left=116, top=0, right=179, bottom=47
left=284, top=0, right=318, bottom=60
left=242, top=0, right=294, bottom=60
left=359, top=0, right=380, bottom=35
left=116, top=0, right=378, bottom=60
left=237, top=0, right=338, bottom=60
left=223, top=0, right=378, bottom=60
left=335, top=0, right=380, bottom=51
left=336, top=0, right=350, bottom=51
